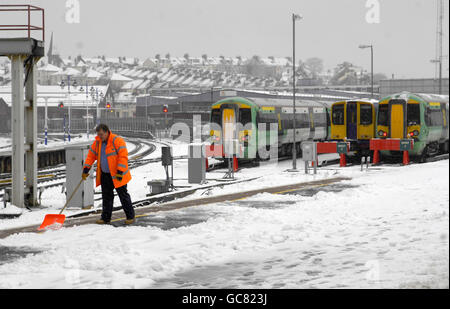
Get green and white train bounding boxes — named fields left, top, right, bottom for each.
left=209, top=97, right=330, bottom=160
left=376, top=92, right=449, bottom=161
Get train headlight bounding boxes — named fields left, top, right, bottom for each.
left=413, top=130, right=419, bottom=137
left=378, top=130, right=386, bottom=137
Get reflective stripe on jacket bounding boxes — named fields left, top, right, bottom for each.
left=84, top=132, right=131, bottom=188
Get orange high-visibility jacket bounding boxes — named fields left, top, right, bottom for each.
left=83, top=132, right=131, bottom=188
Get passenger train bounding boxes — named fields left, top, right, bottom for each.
left=376, top=92, right=449, bottom=161
left=209, top=96, right=329, bottom=160
left=209, top=93, right=449, bottom=163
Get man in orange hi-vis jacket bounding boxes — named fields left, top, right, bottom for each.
left=82, top=124, right=135, bottom=225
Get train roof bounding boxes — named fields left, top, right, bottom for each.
left=217, top=96, right=330, bottom=109
left=381, top=92, right=449, bottom=104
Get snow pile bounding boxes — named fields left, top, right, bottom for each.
left=0, top=160, right=447, bottom=288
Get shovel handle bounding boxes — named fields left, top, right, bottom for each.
left=59, top=178, right=84, bottom=215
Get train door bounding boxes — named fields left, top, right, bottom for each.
left=222, top=108, right=236, bottom=140
left=346, top=102, right=357, bottom=140
left=389, top=99, right=406, bottom=138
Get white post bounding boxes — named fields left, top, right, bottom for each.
left=11, top=56, right=25, bottom=208
left=25, top=57, right=38, bottom=206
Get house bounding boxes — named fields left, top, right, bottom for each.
left=37, top=63, right=61, bottom=85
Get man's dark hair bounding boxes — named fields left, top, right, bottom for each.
left=96, top=124, right=110, bottom=133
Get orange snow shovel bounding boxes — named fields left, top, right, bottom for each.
left=38, top=178, right=84, bottom=231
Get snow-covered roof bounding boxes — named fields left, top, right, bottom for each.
left=110, top=73, right=132, bottom=82
left=0, top=84, right=109, bottom=107
left=52, top=67, right=81, bottom=76
left=121, top=79, right=144, bottom=90
left=85, top=69, right=103, bottom=79
left=38, top=63, right=61, bottom=73
left=115, top=92, right=136, bottom=103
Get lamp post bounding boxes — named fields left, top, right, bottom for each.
left=44, top=98, right=48, bottom=146
left=79, top=83, right=91, bottom=139
left=359, top=44, right=374, bottom=99
left=89, top=86, right=104, bottom=126
left=60, top=76, right=78, bottom=142
left=291, top=13, right=303, bottom=172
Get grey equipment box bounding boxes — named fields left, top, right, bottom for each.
left=147, top=180, right=170, bottom=196
left=188, top=143, right=206, bottom=184
left=161, top=146, right=173, bottom=166
left=301, top=142, right=317, bottom=161
left=65, top=146, right=94, bottom=209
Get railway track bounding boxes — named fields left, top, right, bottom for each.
left=0, top=176, right=351, bottom=238
left=0, top=138, right=159, bottom=202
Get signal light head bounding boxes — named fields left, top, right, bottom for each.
left=378, top=130, right=387, bottom=137
left=411, top=130, right=419, bottom=137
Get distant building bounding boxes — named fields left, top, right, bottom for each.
left=380, top=78, right=449, bottom=98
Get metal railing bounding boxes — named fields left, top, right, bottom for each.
left=0, top=4, right=45, bottom=41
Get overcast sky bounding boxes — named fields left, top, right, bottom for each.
left=2, top=0, right=449, bottom=78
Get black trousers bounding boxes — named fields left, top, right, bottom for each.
left=101, top=172, right=135, bottom=222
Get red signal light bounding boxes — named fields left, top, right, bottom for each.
left=59, top=102, right=64, bottom=108
left=106, top=103, right=111, bottom=109
left=163, top=105, right=169, bottom=113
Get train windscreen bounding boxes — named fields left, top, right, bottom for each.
left=360, top=104, right=373, bottom=125
left=407, top=104, right=420, bottom=126
left=378, top=105, right=389, bottom=126
left=211, top=109, right=221, bottom=125
left=239, top=109, right=252, bottom=126
left=332, top=105, right=345, bottom=125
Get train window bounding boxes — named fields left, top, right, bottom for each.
left=239, top=109, right=252, bottom=125
left=314, top=112, right=327, bottom=127
left=378, top=105, right=389, bottom=126
left=299, top=113, right=310, bottom=129
left=407, top=104, right=420, bottom=126
left=426, top=108, right=443, bottom=127
left=360, top=104, right=372, bottom=125
left=211, top=109, right=221, bottom=125
left=332, top=105, right=345, bottom=125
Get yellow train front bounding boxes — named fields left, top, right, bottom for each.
left=330, top=100, right=377, bottom=158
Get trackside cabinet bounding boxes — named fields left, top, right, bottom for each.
left=188, top=144, right=206, bottom=184
left=65, top=146, right=94, bottom=209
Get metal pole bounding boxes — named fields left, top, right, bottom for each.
left=44, top=98, right=48, bottom=146
left=292, top=13, right=297, bottom=171
left=68, top=75, right=71, bottom=142
left=96, top=89, right=100, bottom=125
left=86, top=82, right=89, bottom=138
left=63, top=114, right=66, bottom=142
left=371, top=45, right=374, bottom=99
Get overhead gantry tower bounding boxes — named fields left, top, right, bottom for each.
left=0, top=5, right=45, bottom=208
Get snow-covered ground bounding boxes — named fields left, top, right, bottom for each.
left=0, top=133, right=92, bottom=153
left=0, top=138, right=447, bottom=288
